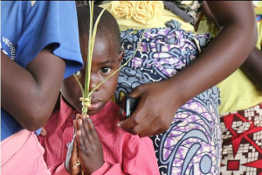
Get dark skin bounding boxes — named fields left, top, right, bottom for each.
left=63, top=32, right=123, bottom=174
left=1, top=49, right=65, bottom=131
left=241, top=47, right=262, bottom=90
left=118, top=1, right=257, bottom=137
left=201, top=2, right=262, bottom=90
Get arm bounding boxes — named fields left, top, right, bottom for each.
left=201, top=3, right=262, bottom=90
left=1, top=1, right=82, bottom=131
left=68, top=115, right=159, bottom=175
left=174, top=1, right=256, bottom=105
left=241, top=47, right=262, bottom=90
left=119, top=1, right=257, bottom=136
left=1, top=50, right=65, bottom=131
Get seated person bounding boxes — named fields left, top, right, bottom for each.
left=38, top=5, right=160, bottom=175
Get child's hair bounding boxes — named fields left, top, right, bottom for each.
left=77, top=5, right=121, bottom=53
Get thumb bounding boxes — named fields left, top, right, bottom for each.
left=129, top=85, right=145, bottom=99
left=70, top=139, right=81, bottom=175
left=118, top=116, right=137, bottom=134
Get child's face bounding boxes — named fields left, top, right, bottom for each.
left=62, top=34, right=122, bottom=115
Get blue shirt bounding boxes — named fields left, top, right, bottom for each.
left=1, top=1, right=83, bottom=141
left=257, top=15, right=262, bottom=22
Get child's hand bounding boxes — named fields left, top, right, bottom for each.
left=69, top=139, right=81, bottom=175
left=76, top=115, right=104, bottom=174
left=40, top=127, right=47, bottom=136
left=67, top=120, right=81, bottom=175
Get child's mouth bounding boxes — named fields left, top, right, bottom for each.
left=88, top=101, right=103, bottom=112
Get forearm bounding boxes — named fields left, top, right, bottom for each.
left=1, top=51, right=65, bottom=130
left=241, top=47, right=262, bottom=90
left=168, top=2, right=257, bottom=105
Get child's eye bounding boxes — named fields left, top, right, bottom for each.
left=100, top=67, right=112, bottom=74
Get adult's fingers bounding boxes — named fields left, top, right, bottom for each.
left=118, top=116, right=137, bottom=134
left=128, top=85, right=144, bottom=99
left=118, top=96, right=147, bottom=134
left=134, top=124, right=162, bottom=137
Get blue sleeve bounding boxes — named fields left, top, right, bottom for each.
left=16, top=1, right=83, bottom=78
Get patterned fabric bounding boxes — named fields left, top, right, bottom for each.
left=220, top=103, right=262, bottom=175
left=173, top=0, right=203, bottom=25
left=116, top=20, right=221, bottom=175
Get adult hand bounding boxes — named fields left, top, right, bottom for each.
left=118, top=80, right=183, bottom=137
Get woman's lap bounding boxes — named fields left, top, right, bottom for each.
left=152, top=88, right=221, bottom=175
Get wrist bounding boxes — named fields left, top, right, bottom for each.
left=165, top=77, right=188, bottom=107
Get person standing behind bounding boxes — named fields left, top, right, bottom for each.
left=100, top=1, right=256, bottom=174
left=1, top=1, right=83, bottom=175
left=197, top=2, right=262, bottom=174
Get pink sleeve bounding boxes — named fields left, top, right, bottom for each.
left=91, top=162, right=124, bottom=175
left=91, top=136, right=160, bottom=175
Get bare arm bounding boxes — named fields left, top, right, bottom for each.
left=172, top=1, right=257, bottom=103
left=1, top=50, right=65, bottom=131
left=202, top=2, right=262, bottom=89
left=119, top=1, right=257, bottom=136
left=241, top=48, right=262, bottom=90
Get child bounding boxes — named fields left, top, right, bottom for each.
left=38, top=6, right=160, bottom=175
left=1, top=1, right=82, bottom=175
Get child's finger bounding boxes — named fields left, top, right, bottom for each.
left=73, top=119, right=78, bottom=132
left=83, top=115, right=95, bottom=141
left=71, top=139, right=79, bottom=165
left=75, top=114, right=82, bottom=129
left=77, top=128, right=87, bottom=153
left=72, top=138, right=78, bottom=157
left=76, top=113, right=81, bottom=120
left=70, top=139, right=81, bottom=175
left=86, top=116, right=99, bottom=139
left=81, top=116, right=91, bottom=146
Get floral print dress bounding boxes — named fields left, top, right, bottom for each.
left=104, top=1, right=221, bottom=174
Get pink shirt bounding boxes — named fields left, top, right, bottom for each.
left=38, top=98, right=160, bottom=175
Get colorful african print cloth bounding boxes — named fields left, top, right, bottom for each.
left=116, top=20, right=221, bottom=175
left=220, top=103, right=262, bottom=175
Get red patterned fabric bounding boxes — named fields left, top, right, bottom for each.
left=220, top=103, right=262, bottom=175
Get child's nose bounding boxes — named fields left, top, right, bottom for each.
left=90, top=74, right=100, bottom=92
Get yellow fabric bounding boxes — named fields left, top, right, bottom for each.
left=217, top=21, right=262, bottom=115
left=254, top=1, right=262, bottom=15
left=196, top=16, right=219, bottom=38
left=196, top=4, right=262, bottom=115
left=100, top=1, right=194, bottom=32
left=101, top=1, right=262, bottom=115
left=257, top=21, right=262, bottom=50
